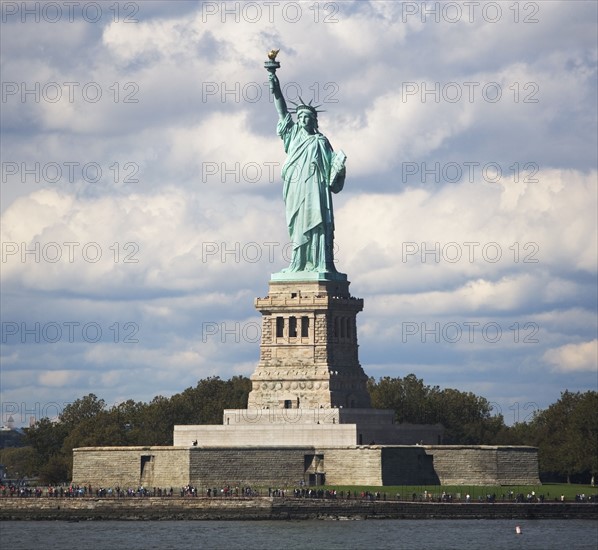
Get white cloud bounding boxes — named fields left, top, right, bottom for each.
left=544, top=340, right=598, bottom=373
left=38, top=369, right=83, bottom=388
left=336, top=169, right=597, bottom=294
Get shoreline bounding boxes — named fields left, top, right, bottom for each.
left=1, top=497, right=596, bottom=521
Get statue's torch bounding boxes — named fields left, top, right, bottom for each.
left=264, top=49, right=281, bottom=93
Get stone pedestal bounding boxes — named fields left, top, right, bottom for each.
left=176, top=275, right=444, bottom=447
left=247, top=278, right=371, bottom=410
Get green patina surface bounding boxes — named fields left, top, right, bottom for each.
left=266, top=55, right=346, bottom=279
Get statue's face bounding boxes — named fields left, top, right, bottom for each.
left=298, top=111, right=317, bottom=134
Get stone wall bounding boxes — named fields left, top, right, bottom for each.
left=72, top=444, right=540, bottom=488
left=422, top=446, right=541, bottom=485
left=354, top=422, right=444, bottom=445
left=72, top=447, right=190, bottom=488
left=320, top=447, right=382, bottom=485
left=223, top=407, right=343, bottom=425
left=2, top=497, right=595, bottom=521
left=381, top=447, right=440, bottom=485
left=173, top=423, right=356, bottom=447
left=320, top=445, right=540, bottom=487
left=189, top=447, right=310, bottom=487
left=497, top=447, right=541, bottom=484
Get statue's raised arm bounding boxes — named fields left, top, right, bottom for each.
left=269, top=72, right=288, bottom=120
left=265, top=49, right=287, bottom=119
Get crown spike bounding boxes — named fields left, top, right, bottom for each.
left=289, top=95, right=326, bottom=117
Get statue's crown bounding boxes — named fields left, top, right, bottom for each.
left=289, top=96, right=325, bottom=118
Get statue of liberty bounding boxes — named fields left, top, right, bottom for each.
left=265, top=51, right=346, bottom=277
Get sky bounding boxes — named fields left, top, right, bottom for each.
left=1, top=0, right=597, bottom=428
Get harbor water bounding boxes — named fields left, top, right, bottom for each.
left=2, top=518, right=597, bottom=549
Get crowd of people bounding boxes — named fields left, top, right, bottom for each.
left=290, top=488, right=388, bottom=500
left=0, top=483, right=263, bottom=498
left=0, top=484, right=171, bottom=498
left=1, top=483, right=595, bottom=503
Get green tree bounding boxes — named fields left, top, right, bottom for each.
left=430, top=388, right=503, bottom=444
left=0, top=446, right=37, bottom=479
left=532, top=390, right=598, bottom=482
left=138, top=395, right=180, bottom=445
left=493, top=419, right=535, bottom=446
left=368, top=375, right=506, bottom=444
left=24, top=394, right=109, bottom=482
left=368, top=374, right=439, bottom=424
left=38, top=454, right=70, bottom=484
left=25, top=417, right=68, bottom=474
left=108, top=399, right=150, bottom=445
left=183, top=376, right=251, bottom=425
left=59, top=393, right=106, bottom=428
